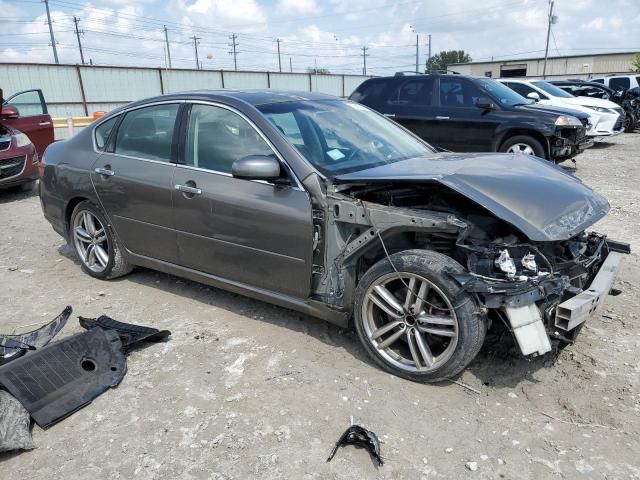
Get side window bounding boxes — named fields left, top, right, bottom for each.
left=94, top=116, right=118, bottom=151
left=6, top=90, right=45, bottom=116
left=388, top=78, right=434, bottom=106
left=185, top=104, right=273, bottom=174
left=591, top=78, right=604, bottom=84
left=609, top=77, right=630, bottom=90
left=114, top=104, right=179, bottom=162
left=439, top=78, right=484, bottom=107
left=350, top=81, right=386, bottom=104
left=505, top=82, right=539, bottom=98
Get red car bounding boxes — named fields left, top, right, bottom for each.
left=1, top=88, right=54, bottom=191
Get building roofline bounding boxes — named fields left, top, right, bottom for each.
left=449, top=51, right=639, bottom=66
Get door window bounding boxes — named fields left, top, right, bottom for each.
left=388, top=78, right=434, bottom=106
left=439, top=78, right=484, bottom=107
left=6, top=90, right=45, bottom=116
left=114, top=104, right=179, bottom=162
left=609, top=77, right=630, bottom=90
left=503, top=82, right=542, bottom=99
left=185, top=104, right=273, bottom=174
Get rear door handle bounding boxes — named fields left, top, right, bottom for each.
left=435, top=116, right=450, bottom=120
left=175, top=184, right=202, bottom=195
left=383, top=113, right=396, bottom=118
left=94, top=167, right=114, bottom=176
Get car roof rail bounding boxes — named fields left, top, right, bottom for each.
left=394, top=71, right=423, bottom=76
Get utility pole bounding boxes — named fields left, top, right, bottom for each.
left=542, top=0, right=555, bottom=79
left=229, top=33, right=238, bottom=71
left=415, top=34, right=419, bottom=73
left=276, top=38, right=282, bottom=72
left=72, top=16, right=85, bottom=65
left=43, top=0, right=59, bottom=64
left=427, top=34, right=431, bottom=68
left=361, top=46, right=369, bottom=75
left=191, top=35, right=201, bottom=70
left=289, top=57, right=292, bottom=72
left=164, top=26, right=172, bottom=68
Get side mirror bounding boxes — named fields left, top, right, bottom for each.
left=475, top=97, right=495, bottom=110
left=0, top=105, right=19, bottom=119
left=526, top=92, right=541, bottom=102
left=232, top=155, right=282, bottom=182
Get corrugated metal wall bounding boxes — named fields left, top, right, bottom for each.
left=0, top=63, right=372, bottom=119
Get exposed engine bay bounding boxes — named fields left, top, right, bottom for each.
left=310, top=181, right=629, bottom=357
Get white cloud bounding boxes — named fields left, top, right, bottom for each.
left=277, top=0, right=320, bottom=15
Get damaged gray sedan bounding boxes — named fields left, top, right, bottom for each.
left=39, top=90, right=629, bottom=382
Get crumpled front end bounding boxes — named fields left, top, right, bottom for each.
left=452, top=231, right=630, bottom=356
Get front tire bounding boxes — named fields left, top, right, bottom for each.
left=353, top=250, right=486, bottom=383
left=70, top=201, right=132, bottom=280
left=499, top=135, right=546, bottom=158
left=624, top=112, right=636, bottom=133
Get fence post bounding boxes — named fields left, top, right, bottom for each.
left=221, top=70, right=225, bottom=89
left=158, top=68, right=165, bottom=94
left=267, top=71, right=271, bottom=89
left=341, top=75, right=345, bottom=97
left=75, top=65, right=88, bottom=116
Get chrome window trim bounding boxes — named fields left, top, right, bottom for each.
left=185, top=100, right=305, bottom=191
left=91, top=100, right=185, bottom=154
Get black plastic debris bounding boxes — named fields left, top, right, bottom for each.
left=78, top=315, right=171, bottom=351
left=327, top=425, right=384, bottom=466
left=0, top=390, right=33, bottom=453
left=0, top=327, right=126, bottom=428
left=0, top=306, right=71, bottom=366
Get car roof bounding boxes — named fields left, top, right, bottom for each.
left=127, top=89, right=338, bottom=108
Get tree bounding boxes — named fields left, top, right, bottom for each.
left=307, top=67, right=330, bottom=74
left=425, top=50, right=472, bottom=73
left=632, top=53, right=640, bottom=73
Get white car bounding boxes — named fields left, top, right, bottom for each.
left=498, top=79, right=625, bottom=137
left=590, top=75, right=640, bottom=91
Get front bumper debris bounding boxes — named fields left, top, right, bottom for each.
left=554, top=252, right=624, bottom=331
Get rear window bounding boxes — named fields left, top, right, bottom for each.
left=389, top=78, right=435, bottom=106
left=609, top=77, right=630, bottom=90
left=350, top=81, right=386, bottom=104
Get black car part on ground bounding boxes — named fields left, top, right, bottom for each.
left=78, top=315, right=171, bottom=351
left=0, top=306, right=71, bottom=366
left=327, top=425, right=384, bottom=466
left=0, top=327, right=127, bottom=428
left=0, top=389, right=33, bottom=453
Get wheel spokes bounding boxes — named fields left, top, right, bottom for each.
left=371, top=320, right=403, bottom=340
left=413, top=329, right=435, bottom=368
left=370, top=285, right=404, bottom=318
left=74, top=226, right=92, bottom=243
left=376, top=326, right=405, bottom=350
left=94, top=245, right=109, bottom=267
left=83, top=212, right=96, bottom=236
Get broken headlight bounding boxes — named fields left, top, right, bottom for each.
left=495, top=249, right=517, bottom=278
left=555, top=115, right=582, bottom=127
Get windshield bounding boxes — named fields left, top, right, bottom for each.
left=532, top=81, right=575, bottom=98
left=257, top=99, right=435, bottom=177
left=476, top=78, right=531, bottom=106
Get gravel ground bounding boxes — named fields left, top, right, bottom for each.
left=1, top=134, right=639, bottom=479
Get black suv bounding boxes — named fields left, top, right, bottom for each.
left=350, top=73, right=591, bottom=162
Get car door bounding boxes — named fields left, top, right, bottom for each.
left=91, top=103, right=180, bottom=264
left=1, top=89, right=53, bottom=157
left=172, top=102, right=313, bottom=299
left=431, top=77, right=500, bottom=152
left=382, top=77, right=440, bottom=146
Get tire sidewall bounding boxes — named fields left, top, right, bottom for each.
left=353, top=250, right=484, bottom=383
left=70, top=201, right=116, bottom=280
left=499, top=135, right=545, bottom=158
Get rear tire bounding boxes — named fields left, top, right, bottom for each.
left=70, top=201, right=132, bottom=280
left=499, top=135, right=546, bottom=159
left=353, top=250, right=487, bottom=383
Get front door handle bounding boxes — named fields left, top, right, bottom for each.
left=175, top=184, right=202, bottom=196
left=435, top=116, right=450, bottom=120
left=94, top=167, right=114, bottom=176
left=383, top=113, right=396, bottom=118
left=39, top=121, right=52, bottom=126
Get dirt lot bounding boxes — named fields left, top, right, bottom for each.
left=1, top=134, right=639, bottom=479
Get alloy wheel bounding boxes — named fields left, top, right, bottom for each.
left=361, top=272, right=459, bottom=373
left=506, top=143, right=535, bottom=155
left=73, top=210, right=109, bottom=273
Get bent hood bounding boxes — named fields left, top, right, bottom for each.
left=334, top=152, right=610, bottom=242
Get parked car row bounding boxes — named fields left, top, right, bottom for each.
left=351, top=72, right=633, bottom=165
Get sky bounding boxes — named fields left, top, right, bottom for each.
left=1, top=0, right=639, bottom=75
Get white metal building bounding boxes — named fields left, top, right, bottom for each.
left=449, top=51, right=638, bottom=80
